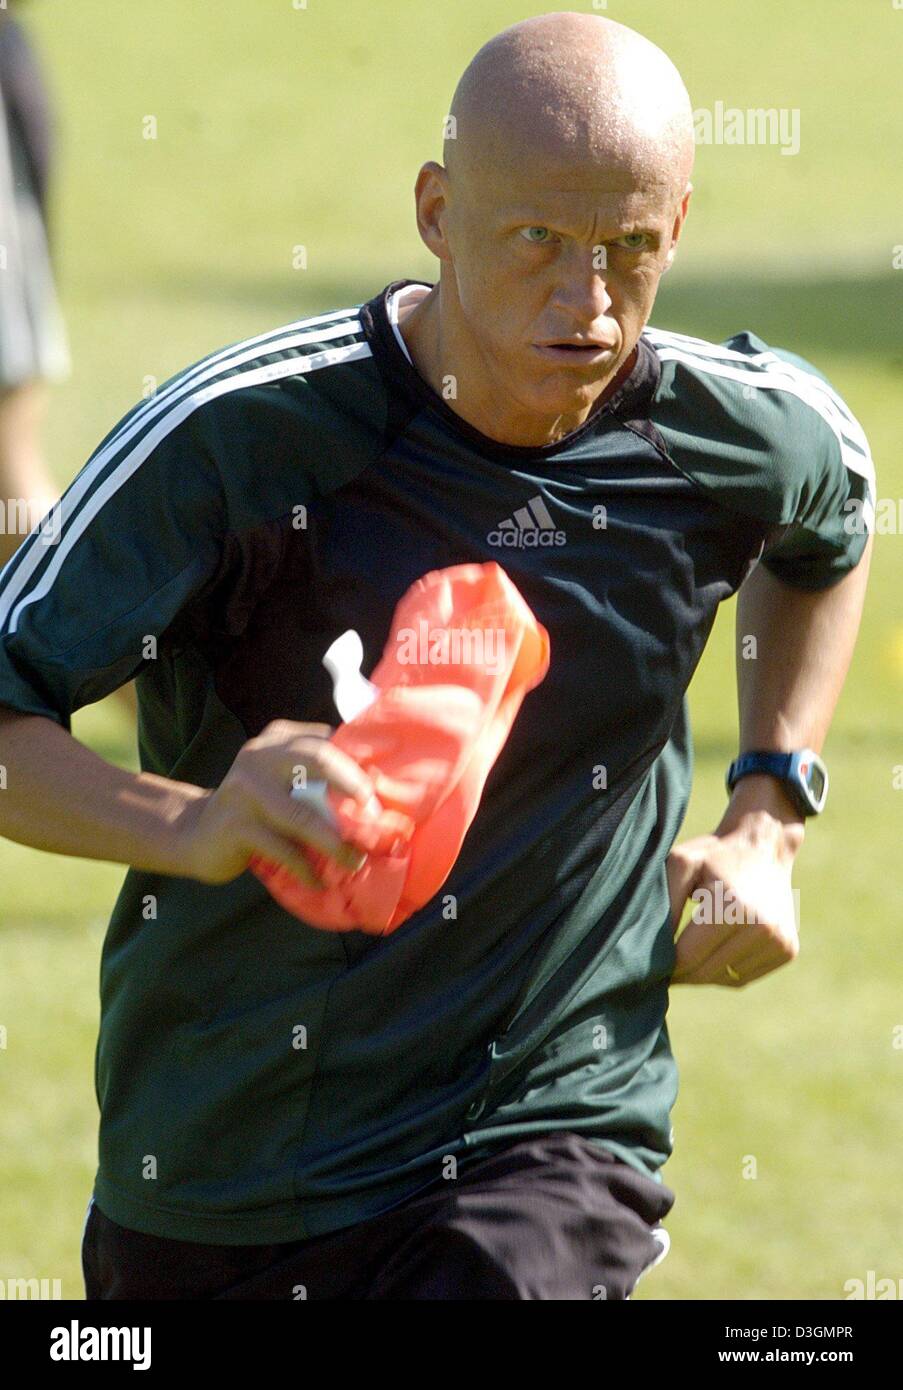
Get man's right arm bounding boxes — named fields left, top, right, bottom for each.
left=0, top=707, right=372, bottom=886
left=0, top=387, right=376, bottom=890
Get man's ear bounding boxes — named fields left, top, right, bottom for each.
left=663, top=181, right=693, bottom=274
left=414, top=161, right=453, bottom=264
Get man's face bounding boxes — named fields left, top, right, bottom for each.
left=442, top=163, right=689, bottom=420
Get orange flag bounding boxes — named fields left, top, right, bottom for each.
left=250, top=561, right=550, bottom=933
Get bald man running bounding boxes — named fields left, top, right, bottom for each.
left=0, top=13, right=873, bottom=1300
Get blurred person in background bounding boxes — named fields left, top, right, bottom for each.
left=0, top=0, right=69, bottom=570
left=0, top=2, right=135, bottom=713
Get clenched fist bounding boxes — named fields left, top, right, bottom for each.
left=179, top=720, right=374, bottom=888
left=667, top=786, right=805, bottom=988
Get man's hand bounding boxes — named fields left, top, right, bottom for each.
left=669, top=535, right=872, bottom=988
left=667, top=775, right=805, bottom=988
left=179, top=720, right=375, bottom=888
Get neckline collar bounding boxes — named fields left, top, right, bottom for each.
left=361, top=278, right=661, bottom=460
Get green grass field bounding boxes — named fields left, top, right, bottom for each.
left=1, top=0, right=901, bottom=1299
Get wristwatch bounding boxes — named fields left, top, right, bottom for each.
left=725, top=748, right=829, bottom=818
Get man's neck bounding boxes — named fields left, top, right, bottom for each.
left=397, top=283, right=636, bottom=449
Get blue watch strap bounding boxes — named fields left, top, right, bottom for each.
left=726, top=751, right=794, bottom=789
left=726, top=748, right=828, bottom=816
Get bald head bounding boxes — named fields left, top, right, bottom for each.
left=445, top=11, right=694, bottom=200
left=405, top=12, right=696, bottom=447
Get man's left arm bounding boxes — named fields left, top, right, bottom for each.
left=666, top=535, right=872, bottom=987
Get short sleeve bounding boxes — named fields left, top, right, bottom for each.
left=758, top=348, right=875, bottom=590
left=0, top=395, right=227, bottom=728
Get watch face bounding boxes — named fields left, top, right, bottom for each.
left=805, top=762, right=826, bottom=800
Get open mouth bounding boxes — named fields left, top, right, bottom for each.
left=534, top=342, right=615, bottom=363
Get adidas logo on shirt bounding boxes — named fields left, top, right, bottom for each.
left=487, top=495, right=566, bottom=549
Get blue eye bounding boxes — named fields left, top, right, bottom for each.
left=520, top=227, right=553, bottom=244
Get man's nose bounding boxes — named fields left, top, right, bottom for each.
left=552, top=253, right=614, bottom=327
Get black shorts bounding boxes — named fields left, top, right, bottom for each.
left=82, top=1132, right=674, bottom=1301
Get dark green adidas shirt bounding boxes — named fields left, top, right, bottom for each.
left=0, top=280, right=874, bottom=1243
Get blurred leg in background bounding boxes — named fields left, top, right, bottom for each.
left=0, top=378, right=55, bottom=570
